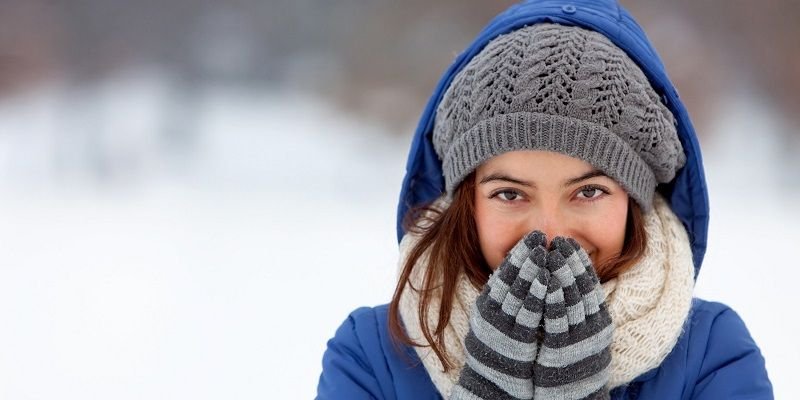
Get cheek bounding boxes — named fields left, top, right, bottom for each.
left=474, top=198, right=526, bottom=271
left=585, top=201, right=628, bottom=265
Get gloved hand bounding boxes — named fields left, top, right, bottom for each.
left=450, top=231, right=551, bottom=400
left=533, top=236, right=613, bottom=400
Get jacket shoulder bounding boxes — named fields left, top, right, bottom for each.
left=683, top=299, right=773, bottom=399
left=316, top=305, right=440, bottom=400
left=629, top=299, right=773, bottom=399
left=317, top=306, right=385, bottom=399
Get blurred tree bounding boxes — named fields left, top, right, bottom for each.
left=0, top=0, right=61, bottom=95
left=622, top=0, right=800, bottom=129
left=0, top=0, right=797, bottom=135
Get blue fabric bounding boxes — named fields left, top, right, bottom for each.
left=317, top=300, right=772, bottom=399
left=395, top=0, right=709, bottom=277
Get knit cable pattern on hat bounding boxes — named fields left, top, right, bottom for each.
left=433, top=23, right=686, bottom=211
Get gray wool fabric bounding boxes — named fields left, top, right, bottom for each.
left=451, top=231, right=549, bottom=400
left=533, top=237, right=612, bottom=400
left=433, top=23, right=686, bottom=211
left=450, top=232, right=614, bottom=400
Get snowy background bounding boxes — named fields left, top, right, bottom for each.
left=1, top=1, right=799, bottom=398
left=0, top=73, right=797, bottom=399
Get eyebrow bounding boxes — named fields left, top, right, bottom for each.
left=479, top=173, right=533, bottom=187
left=478, top=169, right=607, bottom=188
left=564, top=169, right=608, bottom=186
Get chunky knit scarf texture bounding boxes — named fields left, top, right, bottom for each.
left=398, top=194, right=695, bottom=397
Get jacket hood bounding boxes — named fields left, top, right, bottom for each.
left=396, top=0, right=710, bottom=277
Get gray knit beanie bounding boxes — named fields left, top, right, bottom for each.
left=433, top=23, right=686, bottom=211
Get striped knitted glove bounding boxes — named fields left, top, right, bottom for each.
left=533, top=237, right=613, bottom=400
left=450, top=231, right=551, bottom=400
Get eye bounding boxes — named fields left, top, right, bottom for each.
left=490, top=189, right=525, bottom=203
left=575, top=185, right=608, bottom=201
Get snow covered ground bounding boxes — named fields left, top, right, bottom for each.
left=0, top=75, right=796, bottom=399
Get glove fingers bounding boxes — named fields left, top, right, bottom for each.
left=489, top=231, right=543, bottom=304
left=532, top=237, right=613, bottom=399
left=562, top=237, right=606, bottom=317
left=515, top=248, right=549, bottom=330
left=503, top=257, right=539, bottom=317
left=567, top=237, right=600, bottom=287
left=475, top=247, right=545, bottom=345
left=454, top=231, right=548, bottom=400
left=564, top=281, right=587, bottom=328
left=553, top=236, right=590, bottom=278
left=471, top=296, right=538, bottom=358
left=490, top=259, right=521, bottom=304
left=510, top=230, right=545, bottom=267
left=522, top=230, right=547, bottom=250
left=552, top=236, right=577, bottom=260
left=545, top=238, right=574, bottom=284
left=543, top=275, right=568, bottom=336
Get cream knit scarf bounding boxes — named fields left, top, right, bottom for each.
left=397, top=194, right=696, bottom=397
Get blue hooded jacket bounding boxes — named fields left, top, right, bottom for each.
left=317, top=0, right=773, bottom=398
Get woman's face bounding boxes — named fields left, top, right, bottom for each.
left=474, top=150, right=629, bottom=270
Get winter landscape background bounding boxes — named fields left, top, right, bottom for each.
left=1, top=1, right=798, bottom=399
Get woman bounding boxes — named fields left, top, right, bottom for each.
left=317, top=1, right=773, bottom=399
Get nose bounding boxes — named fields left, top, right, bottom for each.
left=526, top=205, right=569, bottom=247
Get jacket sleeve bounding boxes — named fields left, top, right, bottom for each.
left=690, top=305, right=773, bottom=399
left=316, top=307, right=383, bottom=400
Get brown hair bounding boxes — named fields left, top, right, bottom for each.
left=387, top=172, right=648, bottom=371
